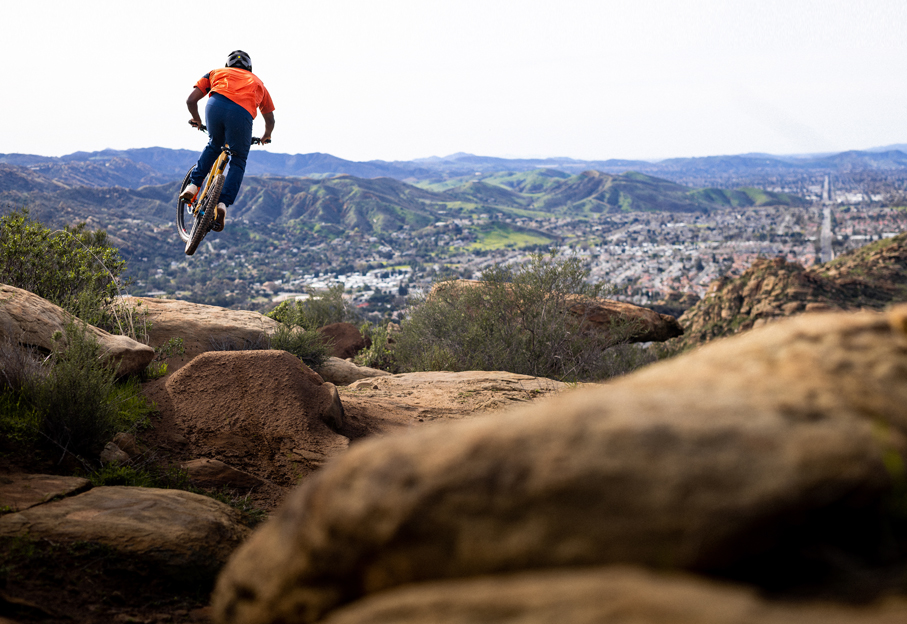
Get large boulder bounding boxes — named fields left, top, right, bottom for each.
left=317, top=322, right=370, bottom=359
left=212, top=305, right=907, bottom=624
left=0, top=486, right=249, bottom=582
left=123, top=296, right=281, bottom=373
left=0, top=284, right=154, bottom=376
left=322, top=567, right=907, bottom=624
left=165, top=350, right=348, bottom=485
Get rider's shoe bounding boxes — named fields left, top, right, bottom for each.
left=212, top=203, right=227, bottom=232
left=180, top=183, right=199, bottom=202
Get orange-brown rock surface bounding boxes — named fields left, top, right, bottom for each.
left=123, top=296, right=281, bottom=372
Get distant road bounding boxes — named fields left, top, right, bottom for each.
left=819, top=206, right=834, bottom=263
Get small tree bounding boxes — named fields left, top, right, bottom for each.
left=393, top=254, right=654, bottom=382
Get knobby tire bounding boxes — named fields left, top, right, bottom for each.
left=176, top=167, right=195, bottom=243
left=184, top=174, right=224, bottom=256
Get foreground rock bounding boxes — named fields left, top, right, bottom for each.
left=166, top=350, right=348, bottom=485
left=213, top=305, right=907, bottom=624
left=0, top=486, right=249, bottom=582
left=0, top=473, right=90, bottom=512
left=122, top=296, right=281, bottom=373
left=0, top=283, right=154, bottom=376
left=323, top=567, right=907, bottom=624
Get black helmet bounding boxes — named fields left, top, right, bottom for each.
left=226, top=50, right=252, bottom=72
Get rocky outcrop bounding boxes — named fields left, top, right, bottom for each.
left=677, top=232, right=907, bottom=347
left=314, top=357, right=391, bottom=386
left=165, top=350, right=348, bottom=485
left=0, top=486, right=249, bottom=582
left=0, top=284, right=154, bottom=376
left=212, top=305, right=907, bottom=624
left=322, top=567, right=907, bottom=624
left=317, top=322, right=370, bottom=359
left=123, top=296, right=281, bottom=373
left=0, top=473, right=90, bottom=512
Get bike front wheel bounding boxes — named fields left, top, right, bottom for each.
left=184, top=174, right=224, bottom=256
left=176, top=167, right=196, bottom=243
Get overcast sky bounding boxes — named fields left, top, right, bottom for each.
left=4, top=0, right=905, bottom=162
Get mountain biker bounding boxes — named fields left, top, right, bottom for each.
left=181, top=50, right=275, bottom=232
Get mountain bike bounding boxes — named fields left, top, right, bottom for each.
left=176, top=126, right=262, bottom=256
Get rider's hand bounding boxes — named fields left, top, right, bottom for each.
left=260, top=135, right=272, bottom=145
left=189, top=119, right=203, bottom=129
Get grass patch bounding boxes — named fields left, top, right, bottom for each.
left=466, top=222, right=553, bottom=251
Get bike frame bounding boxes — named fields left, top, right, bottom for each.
left=190, top=146, right=232, bottom=217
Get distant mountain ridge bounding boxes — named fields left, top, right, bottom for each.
left=1, top=145, right=905, bottom=190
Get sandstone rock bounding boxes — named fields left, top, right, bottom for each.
left=212, top=306, right=907, bottom=623
left=315, top=357, right=391, bottom=386
left=322, top=567, right=907, bottom=624
left=320, top=382, right=344, bottom=430
left=181, top=458, right=267, bottom=490
left=0, top=284, right=154, bottom=376
left=566, top=296, right=683, bottom=343
left=112, top=431, right=140, bottom=457
left=99, top=442, right=130, bottom=465
left=166, top=350, right=349, bottom=485
left=0, top=486, right=249, bottom=582
left=317, top=323, right=370, bottom=359
left=122, top=296, right=281, bottom=373
left=337, top=371, right=568, bottom=439
left=0, top=473, right=90, bottom=512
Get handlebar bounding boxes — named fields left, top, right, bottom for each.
left=189, top=121, right=269, bottom=145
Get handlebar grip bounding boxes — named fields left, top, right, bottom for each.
left=251, top=137, right=261, bottom=145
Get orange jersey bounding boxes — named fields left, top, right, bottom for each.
left=195, top=67, right=275, bottom=119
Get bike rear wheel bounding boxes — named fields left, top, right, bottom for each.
left=176, top=167, right=196, bottom=243
left=184, top=174, right=224, bottom=256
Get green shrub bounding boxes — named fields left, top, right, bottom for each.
left=268, top=325, right=331, bottom=369
left=0, top=208, right=126, bottom=331
left=394, top=253, right=654, bottom=382
left=0, top=323, right=153, bottom=459
left=354, top=322, right=399, bottom=372
left=267, top=284, right=356, bottom=330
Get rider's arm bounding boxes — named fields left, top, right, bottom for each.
left=261, top=111, right=275, bottom=144
left=186, top=87, right=206, bottom=128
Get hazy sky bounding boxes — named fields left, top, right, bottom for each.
left=4, top=0, right=905, bottom=162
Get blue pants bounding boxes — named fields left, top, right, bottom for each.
left=190, top=93, right=253, bottom=207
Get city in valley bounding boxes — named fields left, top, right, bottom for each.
left=140, top=198, right=907, bottom=319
